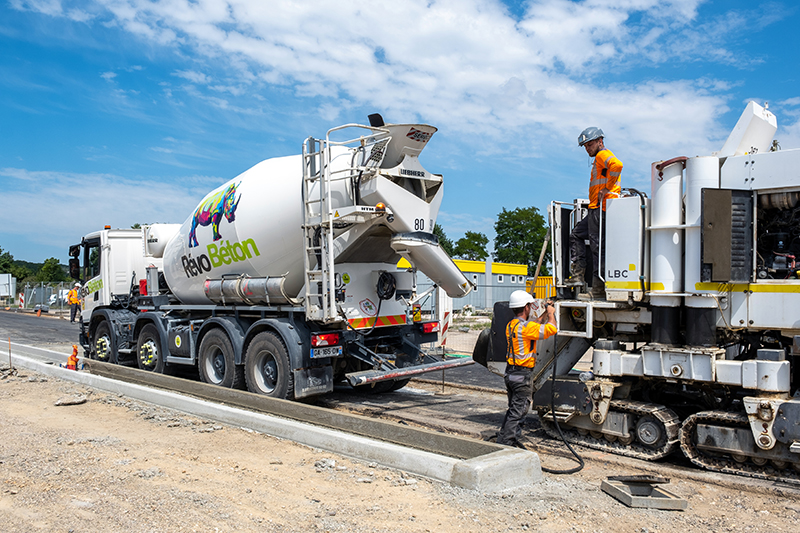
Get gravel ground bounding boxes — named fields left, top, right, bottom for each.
left=2, top=365, right=800, bottom=532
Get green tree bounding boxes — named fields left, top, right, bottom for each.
left=453, top=231, right=489, bottom=261
left=433, top=223, right=455, bottom=257
left=0, top=247, right=33, bottom=281
left=494, top=206, right=550, bottom=275
left=36, top=258, right=68, bottom=282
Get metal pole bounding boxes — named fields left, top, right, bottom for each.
left=530, top=231, right=551, bottom=297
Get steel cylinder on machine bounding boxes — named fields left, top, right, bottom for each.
left=684, top=156, right=720, bottom=346
left=203, top=276, right=293, bottom=306
left=649, top=160, right=684, bottom=345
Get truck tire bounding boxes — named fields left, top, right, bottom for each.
left=136, top=324, right=165, bottom=373
left=244, top=332, right=294, bottom=399
left=353, top=380, right=395, bottom=394
left=198, top=329, right=245, bottom=389
left=92, top=320, right=116, bottom=364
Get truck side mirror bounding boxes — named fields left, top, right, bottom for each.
left=69, top=258, right=81, bottom=280
left=69, top=244, right=81, bottom=258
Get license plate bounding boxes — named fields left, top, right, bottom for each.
left=311, top=346, right=342, bottom=358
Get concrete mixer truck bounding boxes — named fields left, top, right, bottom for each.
left=474, top=102, right=800, bottom=483
left=68, top=115, right=473, bottom=399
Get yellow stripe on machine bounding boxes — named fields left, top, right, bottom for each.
left=694, top=282, right=800, bottom=294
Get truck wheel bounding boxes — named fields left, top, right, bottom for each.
left=92, top=321, right=116, bottom=364
left=354, top=380, right=395, bottom=394
left=198, top=329, right=244, bottom=388
left=390, top=379, right=410, bottom=391
left=136, top=324, right=165, bottom=373
left=245, top=332, right=293, bottom=399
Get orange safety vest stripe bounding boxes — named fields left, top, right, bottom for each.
left=588, top=149, right=623, bottom=211
left=68, top=289, right=81, bottom=304
left=505, top=319, right=557, bottom=368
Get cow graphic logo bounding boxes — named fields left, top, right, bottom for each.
left=189, top=182, right=241, bottom=248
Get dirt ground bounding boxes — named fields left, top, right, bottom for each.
left=1, top=368, right=800, bottom=532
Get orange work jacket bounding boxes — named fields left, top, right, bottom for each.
left=589, top=148, right=623, bottom=210
left=68, top=289, right=81, bottom=305
left=505, top=318, right=558, bottom=368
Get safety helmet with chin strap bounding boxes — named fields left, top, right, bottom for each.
left=578, top=127, right=604, bottom=147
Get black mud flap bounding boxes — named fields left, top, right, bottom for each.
left=472, top=327, right=492, bottom=367
left=294, top=365, right=334, bottom=399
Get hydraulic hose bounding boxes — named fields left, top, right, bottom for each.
left=540, top=333, right=585, bottom=475
left=360, top=272, right=396, bottom=336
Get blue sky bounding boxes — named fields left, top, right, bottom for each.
left=1, top=0, right=799, bottom=264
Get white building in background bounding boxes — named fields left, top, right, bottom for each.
left=399, top=256, right=549, bottom=310
left=0, top=274, right=16, bottom=299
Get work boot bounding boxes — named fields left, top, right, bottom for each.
left=590, top=276, right=605, bottom=300
left=564, top=270, right=585, bottom=288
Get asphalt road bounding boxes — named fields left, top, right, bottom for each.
left=0, top=309, right=80, bottom=349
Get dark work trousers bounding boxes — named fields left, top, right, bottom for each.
left=497, top=365, right=534, bottom=446
left=70, top=303, right=80, bottom=323
left=569, top=207, right=604, bottom=277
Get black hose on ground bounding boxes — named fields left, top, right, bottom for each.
left=540, top=334, right=585, bottom=474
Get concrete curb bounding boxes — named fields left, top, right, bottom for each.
left=7, top=344, right=542, bottom=492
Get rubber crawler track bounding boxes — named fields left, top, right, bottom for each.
left=680, top=410, right=800, bottom=486
left=539, top=399, right=680, bottom=460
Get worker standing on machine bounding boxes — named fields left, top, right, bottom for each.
left=565, top=127, right=622, bottom=299
left=496, top=290, right=557, bottom=448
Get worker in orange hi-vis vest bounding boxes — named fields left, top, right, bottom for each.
left=565, top=127, right=622, bottom=299
left=66, top=345, right=79, bottom=370
left=68, top=282, right=82, bottom=323
left=495, top=291, right=557, bottom=448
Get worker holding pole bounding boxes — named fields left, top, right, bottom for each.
left=496, top=290, right=557, bottom=447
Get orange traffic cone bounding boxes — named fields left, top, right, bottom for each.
left=66, top=345, right=79, bottom=370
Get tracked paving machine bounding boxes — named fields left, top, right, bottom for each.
left=475, top=102, right=800, bottom=483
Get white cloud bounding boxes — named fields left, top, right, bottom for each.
left=11, top=0, right=94, bottom=22
left=0, top=167, right=222, bottom=248
left=41, top=0, right=735, bottom=157
left=100, top=71, right=116, bottom=81
left=9, top=0, right=788, bottom=212
left=173, top=69, right=211, bottom=84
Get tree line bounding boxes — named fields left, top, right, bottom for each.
left=434, top=206, right=550, bottom=276
left=0, top=247, right=68, bottom=284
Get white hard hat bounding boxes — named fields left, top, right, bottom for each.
left=74, top=282, right=81, bottom=287
left=508, top=290, right=534, bottom=309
